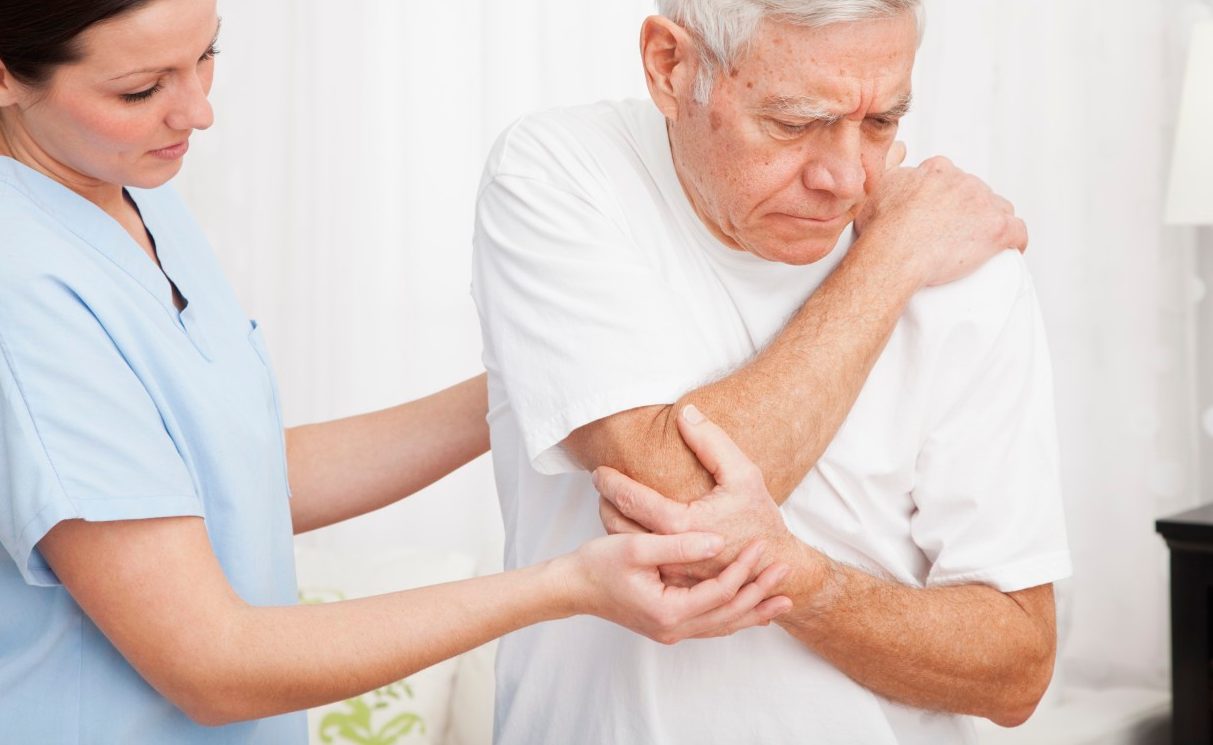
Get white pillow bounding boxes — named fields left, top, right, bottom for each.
left=443, top=639, right=497, bottom=745
left=294, top=544, right=479, bottom=745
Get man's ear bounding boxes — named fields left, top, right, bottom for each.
left=639, top=15, right=701, bottom=122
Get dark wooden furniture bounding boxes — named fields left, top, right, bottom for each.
left=1157, top=504, right=1213, bottom=744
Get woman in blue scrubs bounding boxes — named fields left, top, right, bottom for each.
left=0, top=1, right=792, bottom=742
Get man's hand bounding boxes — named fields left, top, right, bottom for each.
left=855, top=155, right=1029, bottom=288
left=595, top=404, right=801, bottom=586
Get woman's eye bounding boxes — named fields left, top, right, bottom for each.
left=121, top=84, right=162, bottom=103
left=200, top=44, right=220, bottom=62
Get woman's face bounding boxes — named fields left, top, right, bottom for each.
left=0, top=0, right=219, bottom=190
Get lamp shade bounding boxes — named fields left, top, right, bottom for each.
left=1167, top=19, right=1213, bottom=225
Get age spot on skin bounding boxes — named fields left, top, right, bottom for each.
left=710, top=111, right=723, bottom=131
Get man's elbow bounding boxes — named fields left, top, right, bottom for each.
left=987, top=637, right=1056, bottom=728
left=568, top=404, right=712, bottom=503
left=989, top=700, right=1040, bottom=729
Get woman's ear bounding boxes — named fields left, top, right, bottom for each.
left=0, top=62, right=23, bottom=107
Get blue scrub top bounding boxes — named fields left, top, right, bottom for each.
left=0, top=157, right=306, bottom=743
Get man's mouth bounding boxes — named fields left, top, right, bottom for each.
left=776, top=212, right=847, bottom=224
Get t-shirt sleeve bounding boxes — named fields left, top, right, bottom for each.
left=909, top=268, right=1072, bottom=593
left=0, top=277, right=201, bottom=588
left=471, top=166, right=705, bottom=475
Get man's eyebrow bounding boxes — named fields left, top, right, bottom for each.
left=107, top=17, right=222, bottom=81
left=872, top=92, right=914, bottom=120
left=756, top=91, right=914, bottom=122
left=756, top=96, right=843, bottom=123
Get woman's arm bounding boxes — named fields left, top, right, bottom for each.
left=38, top=515, right=790, bottom=726
left=286, top=374, right=489, bottom=534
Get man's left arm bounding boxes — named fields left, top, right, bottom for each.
left=777, top=541, right=1055, bottom=727
left=595, top=409, right=1056, bottom=726
left=597, top=263, right=1070, bottom=725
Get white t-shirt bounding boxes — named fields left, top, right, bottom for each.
left=470, top=99, right=1071, bottom=745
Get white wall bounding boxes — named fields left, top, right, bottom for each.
left=176, top=0, right=1205, bottom=696
left=177, top=0, right=659, bottom=566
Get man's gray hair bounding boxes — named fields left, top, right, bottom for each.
left=655, top=0, right=925, bottom=102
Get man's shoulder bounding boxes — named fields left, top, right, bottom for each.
left=483, top=99, right=664, bottom=188
left=905, top=250, right=1041, bottom=355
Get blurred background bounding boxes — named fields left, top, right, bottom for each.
left=175, top=1, right=1213, bottom=742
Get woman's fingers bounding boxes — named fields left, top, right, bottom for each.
left=591, top=535, right=791, bottom=645
left=673, top=405, right=767, bottom=493
left=599, top=497, right=647, bottom=535
left=667, top=540, right=765, bottom=619
left=677, top=560, right=790, bottom=638
left=624, top=532, right=724, bottom=568
left=594, top=465, right=691, bottom=533
left=691, top=595, right=794, bottom=639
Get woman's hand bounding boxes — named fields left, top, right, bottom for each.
left=555, top=532, right=792, bottom=645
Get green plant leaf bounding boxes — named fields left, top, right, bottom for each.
left=375, top=713, right=425, bottom=743
left=318, top=698, right=375, bottom=744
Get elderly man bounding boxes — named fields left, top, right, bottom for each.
left=471, top=0, right=1070, bottom=743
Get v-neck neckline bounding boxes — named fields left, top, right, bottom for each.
left=124, top=187, right=189, bottom=315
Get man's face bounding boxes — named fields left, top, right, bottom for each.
left=667, top=13, right=918, bottom=265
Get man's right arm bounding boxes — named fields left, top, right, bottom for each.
left=565, top=157, right=1028, bottom=509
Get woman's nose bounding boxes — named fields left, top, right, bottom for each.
left=165, top=74, right=214, bottom=133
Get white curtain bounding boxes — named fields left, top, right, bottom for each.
left=899, top=0, right=1204, bottom=694
left=177, top=0, right=1204, bottom=703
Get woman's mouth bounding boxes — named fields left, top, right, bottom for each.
left=149, top=140, right=189, bottom=160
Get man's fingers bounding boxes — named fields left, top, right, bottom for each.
left=594, top=466, right=690, bottom=533
left=624, top=532, right=724, bottom=568
left=885, top=140, right=907, bottom=171
left=599, top=497, right=647, bottom=535
left=1004, top=215, right=1029, bottom=253
left=673, top=405, right=766, bottom=492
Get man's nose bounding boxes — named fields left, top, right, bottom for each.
left=165, top=74, right=214, bottom=133
left=800, top=125, right=866, bottom=201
